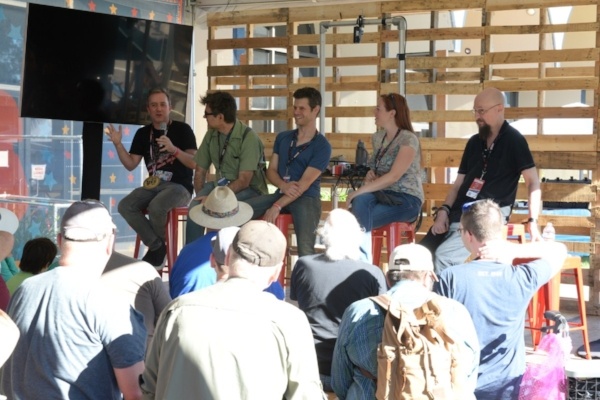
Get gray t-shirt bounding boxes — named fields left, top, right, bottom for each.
left=369, top=129, right=424, bottom=202
left=1, top=267, right=146, bottom=400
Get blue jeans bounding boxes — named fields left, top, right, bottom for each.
left=431, top=222, right=471, bottom=274
left=245, top=193, right=321, bottom=257
left=350, top=191, right=422, bottom=263
left=185, top=182, right=262, bottom=243
left=118, top=181, right=192, bottom=251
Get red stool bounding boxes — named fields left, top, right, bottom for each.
left=264, top=213, right=294, bottom=287
left=371, top=222, right=415, bottom=267
left=503, top=223, right=526, bottom=243
left=514, top=256, right=591, bottom=360
left=133, top=206, right=188, bottom=275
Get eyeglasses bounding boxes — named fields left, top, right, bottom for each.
left=471, top=103, right=501, bottom=116
left=203, top=112, right=217, bottom=118
left=457, top=227, right=465, bottom=234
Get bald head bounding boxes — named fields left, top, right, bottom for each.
left=476, top=87, right=505, bottom=106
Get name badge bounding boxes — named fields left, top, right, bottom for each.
left=466, top=178, right=484, bottom=199
left=283, top=175, right=291, bottom=183
left=217, top=177, right=230, bottom=186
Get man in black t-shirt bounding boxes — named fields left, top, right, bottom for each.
left=106, top=88, right=197, bottom=268
left=420, top=87, right=542, bottom=273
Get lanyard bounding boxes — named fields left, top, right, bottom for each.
left=374, top=129, right=400, bottom=174
left=480, top=132, right=501, bottom=179
left=217, top=131, right=233, bottom=175
left=149, top=128, right=161, bottom=176
left=285, top=130, right=318, bottom=175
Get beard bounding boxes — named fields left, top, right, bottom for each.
left=478, top=122, right=492, bottom=142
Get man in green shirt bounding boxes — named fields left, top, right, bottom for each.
left=186, top=91, right=268, bottom=243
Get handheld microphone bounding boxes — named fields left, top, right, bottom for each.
left=159, top=122, right=168, bottom=137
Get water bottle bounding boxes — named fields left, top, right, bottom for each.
left=542, top=222, right=556, bottom=241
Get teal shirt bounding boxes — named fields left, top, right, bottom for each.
left=1, top=256, right=18, bottom=282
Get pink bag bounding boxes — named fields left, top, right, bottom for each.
left=518, top=333, right=572, bottom=400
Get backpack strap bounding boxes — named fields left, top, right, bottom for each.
left=369, top=294, right=392, bottom=310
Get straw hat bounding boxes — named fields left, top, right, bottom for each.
left=189, top=186, right=253, bottom=230
left=0, top=208, right=19, bottom=234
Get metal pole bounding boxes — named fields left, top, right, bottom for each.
left=318, top=17, right=408, bottom=136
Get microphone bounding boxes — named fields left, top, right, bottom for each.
left=159, top=122, right=168, bottom=137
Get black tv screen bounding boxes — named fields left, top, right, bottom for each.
left=20, top=4, right=193, bottom=125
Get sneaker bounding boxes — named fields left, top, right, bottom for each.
left=142, top=243, right=167, bottom=267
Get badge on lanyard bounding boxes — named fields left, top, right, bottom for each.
left=466, top=178, right=485, bottom=199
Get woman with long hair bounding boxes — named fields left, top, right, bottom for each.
left=347, top=93, right=424, bottom=262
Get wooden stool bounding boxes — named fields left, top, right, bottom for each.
left=133, top=206, right=188, bottom=276
left=267, top=213, right=294, bottom=287
left=515, top=256, right=591, bottom=359
left=371, top=222, right=415, bottom=267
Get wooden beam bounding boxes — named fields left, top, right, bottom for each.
left=208, top=64, right=288, bottom=77
left=208, top=8, right=289, bottom=26
left=208, top=37, right=288, bottom=50
left=486, top=0, right=596, bottom=12
left=486, top=49, right=599, bottom=64
left=489, top=78, right=598, bottom=92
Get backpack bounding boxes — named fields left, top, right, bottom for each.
left=369, top=293, right=465, bottom=400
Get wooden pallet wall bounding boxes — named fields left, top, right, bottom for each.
left=205, top=0, right=600, bottom=312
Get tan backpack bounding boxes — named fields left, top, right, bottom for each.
left=369, top=293, right=465, bottom=400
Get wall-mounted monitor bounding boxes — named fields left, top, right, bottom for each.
left=20, top=4, right=193, bottom=125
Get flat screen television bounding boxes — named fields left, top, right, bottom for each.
left=20, top=4, right=193, bottom=125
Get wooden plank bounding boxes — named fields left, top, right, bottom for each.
left=289, top=56, right=381, bottom=68
left=402, top=82, right=482, bottom=95
left=237, top=110, right=288, bottom=119
left=436, top=71, right=482, bottom=82
left=207, top=8, right=289, bottom=26
left=493, top=67, right=596, bottom=79
left=207, top=64, right=288, bottom=77
left=505, top=107, right=595, bottom=119
left=420, top=136, right=597, bottom=152
left=486, top=0, right=596, bottom=11
left=208, top=37, right=288, bottom=50
left=392, top=56, right=484, bottom=69
left=489, top=78, right=598, bottom=92
left=382, top=0, right=485, bottom=12
left=534, top=152, right=598, bottom=170
left=216, top=88, right=288, bottom=98
left=508, top=214, right=595, bottom=229
left=288, top=3, right=382, bottom=22
left=406, top=26, right=484, bottom=41
left=487, top=22, right=599, bottom=35
left=486, top=49, right=599, bottom=65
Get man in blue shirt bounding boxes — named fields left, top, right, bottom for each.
left=332, top=243, right=480, bottom=400
left=245, top=87, right=332, bottom=257
left=434, top=199, right=567, bottom=400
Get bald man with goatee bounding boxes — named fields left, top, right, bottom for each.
left=420, top=87, right=542, bottom=273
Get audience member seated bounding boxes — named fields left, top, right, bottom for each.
left=245, top=87, right=332, bottom=257
left=347, top=93, right=424, bottom=263
left=185, top=91, right=268, bottom=243
left=7, top=237, right=57, bottom=295
left=332, top=244, right=480, bottom=400
left=434, top=199, right=567, bottom=400
left=170, top=186, right=252, bottom=298
left=210, top=226, right=284, bottom=300
left=101, top=251, right=172, bottom=353
left=1, top=200, right=146, bottom=400
left=141, top=221, right=325, bottom=399
left=290, top=209, right=387, bottom=391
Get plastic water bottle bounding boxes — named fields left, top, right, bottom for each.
left=542, top=222, right=556, bottom=241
